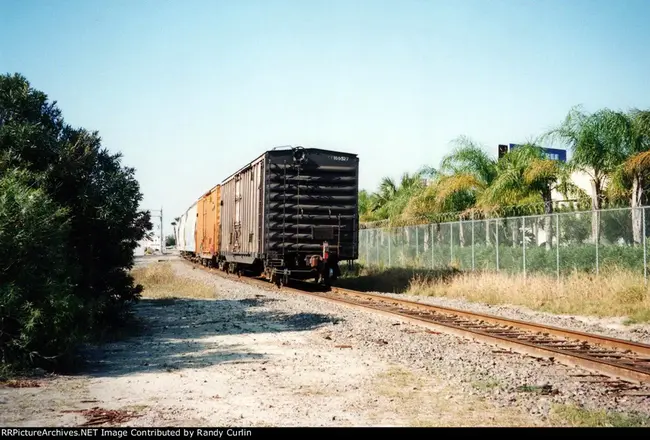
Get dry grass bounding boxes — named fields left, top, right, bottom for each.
left=406, top=267, right=650, bottom=323
left=131, top=262, right=215, bottom=300
left=369, top=365, right=541, bottom=427
left=549, top=404, right=650, bottom=427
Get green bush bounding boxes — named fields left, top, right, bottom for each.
left=0, top=73, right=152, bottom=374
left=0, top=169, right=81, bottom=373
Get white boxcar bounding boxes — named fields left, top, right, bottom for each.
left=176, top=201, right=198, bottom=254
left=176, top=210, right=187, bottom=251
left=184, top=201, right=198, bottom=254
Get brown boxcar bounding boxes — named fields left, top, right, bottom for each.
left=219, top=155, right=265, bottom=264
left=218, top=146, right=359, bottom=287
left=195, top=184, right=221, bottom=266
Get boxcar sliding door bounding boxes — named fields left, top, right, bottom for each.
left=234, top=175, right=242, bottom=252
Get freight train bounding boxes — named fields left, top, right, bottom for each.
left=175, top=146, right=359, bottom=287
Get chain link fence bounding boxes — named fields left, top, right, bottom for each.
left=358, top=206, right=650, bottom=282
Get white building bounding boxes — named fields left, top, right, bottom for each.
left=134, top=234, right=162, bottom=256
left=550, top=170, right=602, bottom=206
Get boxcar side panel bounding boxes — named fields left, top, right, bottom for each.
left=196, top=196, right=206, bottom=255
left=184, top=202, right=198, bottom=253
left=211, top=185, right=221, bottom=255
left=176, top=211, right=186, bottom=251
left=197, top=185, right=221, bottom=258
left=220, top=156, right=264, bottom=263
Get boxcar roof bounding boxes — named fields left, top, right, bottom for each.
left=201, top=183, right=220, bottom=198
left=220, top=146, right=358, bottom=184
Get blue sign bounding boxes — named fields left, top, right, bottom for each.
left=508, top=143, right=566, bottom=162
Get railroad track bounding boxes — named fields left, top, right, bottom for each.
left=184, top=259, right=650, bottom=397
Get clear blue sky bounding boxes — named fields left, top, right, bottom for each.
left=2, top=0, right=649, bottom=238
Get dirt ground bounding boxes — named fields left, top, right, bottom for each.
left=1, top=266, right=546, bottom=427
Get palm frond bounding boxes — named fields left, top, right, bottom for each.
left=434, top=173, right=485, bottom=205
left=439, top=136, right=498, bottom=185
left=605, top=164, right=631, bottom=203
left=523, top=159, right=559, bottom=185
left=625, top=150, right=650, bottom=176
left=479, top=167, right=523, bottom=206
left=418, top=165, right=439, bottom=180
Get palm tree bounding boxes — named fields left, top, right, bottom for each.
left=358, top=189, right=373, bottom=222
left=544, top=106, right=629, bottom=241
left=368, top=176, right=397, bottom=221
left=368, top=172, right=427, bottom=224
left=609, top=109, right=650, bottom=244
left=432, top=136, right=499, bottom=244
left=419, top=136, right=497, bottom=212
left=480, top=143, right=586, bottom=249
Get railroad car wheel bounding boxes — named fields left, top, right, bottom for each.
left=273, top=273, right=282, bottom=288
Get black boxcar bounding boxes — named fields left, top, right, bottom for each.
left=219, top=146, right=359, bottom=286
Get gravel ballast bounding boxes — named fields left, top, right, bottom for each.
left=360, top=289, right=650, bottom=345
left=176, top=260, right=650, bottom=421
left=2, top=256, right=649, bottom=427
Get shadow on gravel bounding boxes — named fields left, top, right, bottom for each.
left=74, top=296, right=342, bottom=379
left=335, top=267, right=461, bottom=293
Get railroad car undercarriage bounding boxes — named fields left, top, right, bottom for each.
left=213, top=243, right=345, bottom=288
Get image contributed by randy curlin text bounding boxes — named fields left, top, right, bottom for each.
left=1, top=428, right=254, bottom=438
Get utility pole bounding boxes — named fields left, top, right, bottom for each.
left=160, top=206, right=164, bottom=255
left=146, top=208, right=165, bottom=255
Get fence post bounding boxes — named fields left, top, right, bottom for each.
left=450, top=222, right=454, bottom=265
left=641, top=206, right=648, bottom=286
left=523, top=217, right=526, bottom=279
left=388, top=228, right=393, bottom=267
left=596, top=210, right=599, bottom=276
left=556, top=213, right=560, bottom=282
left=431, top=224, right=435, bottom=269
left=471, top=212, right=475, bottom=271
left=416, top=225, right=419, bottom=267
left=377, top=229, right=380, bottom=267
left=365, top=230, right=369, bottom=265
left=495, top=219, right=499, bottom=271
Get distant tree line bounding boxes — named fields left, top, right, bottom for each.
left=0, top=73, right=152, bottom=375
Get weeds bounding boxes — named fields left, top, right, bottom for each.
left=341, top=263, right=650, bottom=323
left=131, top=263, right=215, bottom=300
left=550, top=404, right=650, bottom=427
left=407, top=266, right=650, bottom=322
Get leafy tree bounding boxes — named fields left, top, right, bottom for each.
left=0, top=168, right=76, bottom=370
left=0, top=73, right=152, bottom=372
left=165, top=234, right=176, bottom=247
